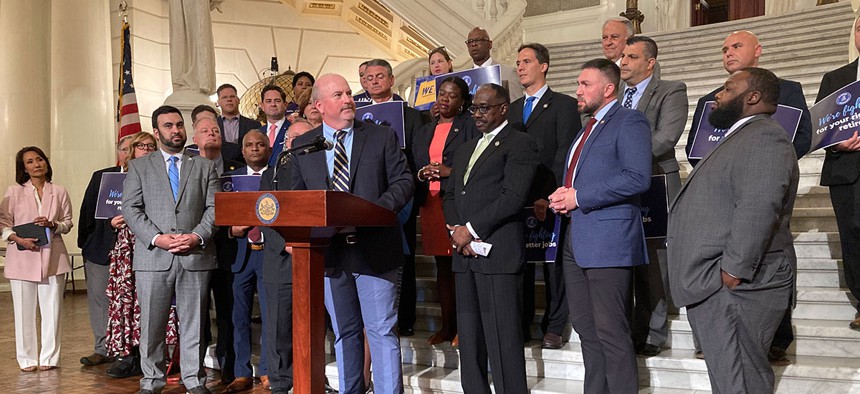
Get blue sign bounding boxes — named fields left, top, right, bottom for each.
left=355, top=101, right=406, bottom=149
left=413, top=65, right=502, bottom=111
left=810, top=80, right=860, bottom=152
left=220, top=174, right=261, bottom=192
left=689, top=101, right=802, bottom=160
left=524, top=208, right=560, bottom=263
left=642, top=174, right=669, bottom=239
left=95, top=173, right=127, bottom=219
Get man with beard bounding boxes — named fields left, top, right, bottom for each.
left=548, top=59, right=651, bottom=393
left=667, top=67, right=797, bottom=393
left=290, top=74, right=413, bottom=393
left=123, top=105, right=221, bottom=394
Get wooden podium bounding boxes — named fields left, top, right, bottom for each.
left=215, top=190, right=396, bottom=393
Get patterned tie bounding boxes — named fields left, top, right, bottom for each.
left=564, top=117, right=597, bottom=188
left=623, top=87, right=637, bottom=109
left=522, top=96, right=536, bottom=124
left=268, top=124, right=278, bottom=147
left=168, top=156, right=180, bottom=201
left=332, top=130, right=350, bottom=192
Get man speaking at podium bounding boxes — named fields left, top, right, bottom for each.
left=290, top=73, right=414, bottom=393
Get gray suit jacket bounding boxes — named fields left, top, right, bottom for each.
left=123, top=150, right=220, bottom=272
left=619, top=77, right=688, bottom=174
left=666, top=115, right=798, bottom=307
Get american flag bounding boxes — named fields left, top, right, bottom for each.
left=116, top=20, right=142, bottom=139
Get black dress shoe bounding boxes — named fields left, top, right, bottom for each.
left=768, top=346, right=791, bottom=366
left=541, top=333, right=563, bottom=349
left=80, top=352, right=114, bottom=366
left=695, top=350, right=705, bottom=359
left=636, top=344, right=662, bottom=357
left=399, top=327, right=414, bottom=337
left=106, top=356, right=142, bottom=378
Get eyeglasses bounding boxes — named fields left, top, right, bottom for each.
left=465, top=38, right=489, bottom=46
left=133, top=143, right=157, bottom=151
left=467, top=103, right=505, bottom=114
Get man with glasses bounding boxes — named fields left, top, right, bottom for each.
left=77, top=134, right=136, bottom=368
left=466, top=27, right=522, bottom=101
left=444, top=83, right=537, bottom=393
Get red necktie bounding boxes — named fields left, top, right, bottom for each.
left=564, top=117, right=597, bottom=188
left=268, top=124, right=278, bottom=148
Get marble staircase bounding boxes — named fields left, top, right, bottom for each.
left=324, top=2, right=860, bottom=393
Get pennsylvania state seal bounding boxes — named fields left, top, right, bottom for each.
left=255, top=193, right=280, bottom=224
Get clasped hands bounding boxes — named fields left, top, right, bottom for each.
left=447, top=224, right=480, bottom=258
left=419, top=162, right=451, bottom=181
left=155, top=233, right=201, bottom=254
left=547, top=187, right=578, bottom=214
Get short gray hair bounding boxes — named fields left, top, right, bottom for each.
left=603, top=17, right=634, bottom=38
left=117, top=134, right=134, bottom=150
left=365, top=59, right=393, bottom=76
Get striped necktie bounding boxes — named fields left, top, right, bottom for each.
left=168, top=156, right=180, bottom=201
left=332, top=130, right=350, bottom=192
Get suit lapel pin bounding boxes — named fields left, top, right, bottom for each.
left=454, top=128, right=459, bottom=133
left=494, top=141, right=500, bottom=147
left=543, top=103, right=548, bottom=108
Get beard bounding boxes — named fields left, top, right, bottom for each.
left=158, top=130, right=186, bottom=151
left=708, top=94, right=744, bottom=129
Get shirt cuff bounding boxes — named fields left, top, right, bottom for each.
left=1, top=227, right=14, bottom=243
left=192, top=232, right=205, bottom=246
left=465, top=222, right=479, bottom=240
left=151, top=233, right=161, bottom=247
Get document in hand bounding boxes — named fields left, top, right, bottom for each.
left=12, top=222, right=50, bottom=251
left=809, top=80, right=860, bottom=152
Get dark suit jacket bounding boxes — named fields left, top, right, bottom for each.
left=259, top=163, right=293, bottom=284
left=218, top=115, right=262, bottom=145
left=78, top=166, right=121, bottom=265
left=260, top=121, right=290, bottom=168
left=442, top=124, right=539, bottom=274
left=686, top=78, right=812, bottom=166
left=411, top=113, right=479, bottom=207
left=817, top=59, right=860, bottom=186
left=221, top=167, right=265, bottom=274
left=507, top=87, right=582, bottom=201
left=402, top=105, right=431, bottom=174
left=565, top=102, right=652, bottom=268
left=668, top=115, right=798, bottom=307
left=291, top=120, right=414, bottom=275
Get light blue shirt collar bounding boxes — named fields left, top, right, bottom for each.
left=524, top=83, right=549, bottom=110
left=322, top=121, right=355, bottom=180
left=593, top=99, right=618, bottom=122
left=624, top=75, right=652, bottom=109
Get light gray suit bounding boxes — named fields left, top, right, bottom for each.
left=123, top=150, right=220, bottom=392
left=619, top=76, right=688, bottom=349
left=667, top=114, right=798, bottom=393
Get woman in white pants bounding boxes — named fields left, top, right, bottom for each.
left=0, top=146, right=73, bottom=371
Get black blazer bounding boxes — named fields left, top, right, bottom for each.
left=78, top=166, right=121, bottom=265
left=442, top=124, right=539, bottom=274
left=507, top=88, right=582, bottom=202
left=411, top=113, right=479, bottom=207
left=257, top=163, right=294, bottom=284
left=401, top=104, right=432, bottom=175
left=817, top=59, right=860, bottom=186
left=218, top=115, right=262, bottom=145
left=686, top=78, right=812, bottom=166
left=291, top=120, right=415, bottom=275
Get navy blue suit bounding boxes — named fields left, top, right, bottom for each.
left=224, top=167, right=268, bottom=379
left=291, top=120, right=413, bottom=394
left=260, top=121, right=290, bottom=168
left=562, top=102, right=652, bottom=393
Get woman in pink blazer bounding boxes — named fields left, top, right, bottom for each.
left=0, top=146, right=73, bottom=372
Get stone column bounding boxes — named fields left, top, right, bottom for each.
left=0, top=0, right=51, bottom=189
left=49, top=0, right=116, bottom=252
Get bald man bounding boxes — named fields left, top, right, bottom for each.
left=684, top=30, right=811, bottom=365
left=466, top=27, right=522, bottom=101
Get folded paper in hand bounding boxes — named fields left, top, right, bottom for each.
left=12, top=222, right=50, bottom=251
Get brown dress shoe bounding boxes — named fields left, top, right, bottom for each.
left=541, top=333, right=564, bottom=349
left=451, top=334, right=459, bottom=347
left=695, top=350, right=705, bottom=359
left=260, top=375, right=271, bottom=390
left=225, top=377, right=254, bottom=392
left=850, top=317, right=860, bottom=331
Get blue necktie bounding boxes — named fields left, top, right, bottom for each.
left=623, top=87, right=637, bottom=109
left=523, top=96, right=536, bottom=124
left=168, top=156, right=180, bottom=201
left=332, top=130, right=350, bottom=192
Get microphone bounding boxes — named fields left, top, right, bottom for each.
left=295, top=139, right=334, bottom=156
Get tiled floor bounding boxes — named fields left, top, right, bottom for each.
left=0, top=291, right=270, bottom=394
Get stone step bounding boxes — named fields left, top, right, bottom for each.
left=791, top=207, right=838, bottom=232
left=794, top=286, right=857, bottom=320
left=326, top=330, right=860, bottom=392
